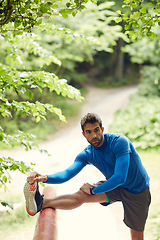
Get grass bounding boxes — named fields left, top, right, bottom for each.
left=0, top=193, right=35, bottom=228
left=139, top=149, right=160, bottom=240
left=0, top=194, right=37, bottom=240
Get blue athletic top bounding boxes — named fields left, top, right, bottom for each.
left=46, top=133, right=150, bottom=194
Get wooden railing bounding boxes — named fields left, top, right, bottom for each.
left=33, top=186, right=57, bottom=240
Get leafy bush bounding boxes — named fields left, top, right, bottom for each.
left=138, top=66, right=160, bottom=97
left=109, top=95, right=160, bottom=150
left=109, top=63, right=160, bottom=150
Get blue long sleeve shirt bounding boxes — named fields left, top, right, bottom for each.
left=46, top=133, right=150, bottom=194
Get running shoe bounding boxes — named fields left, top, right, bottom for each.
left=23, top=181, right=43, bottom=216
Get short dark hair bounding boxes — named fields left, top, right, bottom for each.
left=81, top=113, right=102, bottom=132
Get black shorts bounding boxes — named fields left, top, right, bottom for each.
left=95, top=181, right=151, bottom=232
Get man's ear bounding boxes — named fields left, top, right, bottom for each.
left=82, top=131, right=85, bottom=137
left=102, top=127, right=104, bottom=132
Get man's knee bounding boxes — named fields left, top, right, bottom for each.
left=74, top=189, right=90, bottom=204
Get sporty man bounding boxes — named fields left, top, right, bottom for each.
left=24, top=113, right=151, bottom=240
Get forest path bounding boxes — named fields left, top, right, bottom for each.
left=1, top=85, right=137, bottom=240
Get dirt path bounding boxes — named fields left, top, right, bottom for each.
left=1, top=85, right=137, bottom=240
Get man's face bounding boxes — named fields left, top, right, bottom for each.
left=82, top=122, right=104, bottom=148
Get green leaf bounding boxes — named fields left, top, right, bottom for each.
left=14, top=20, right=21, bottom=28
left=36, top=18, right=43, bottom=25
left=115, top=17, right=122, bottom=23
left=140, top=8, right=147, bottom=14
left=26, top=89, right=34, bottom=100
left=147, top=3, right=154, bottom=7
left=124, top=24, right=130, bottom=30
left=146, top=31, right=156, bottom=39
left=2, top=176, right=7, bottom=183
left=72, top=10, right=77, bottom=17
left=132, top=21, right=139, bottom=28
left=36, top=101, right=46, bottom=113
left=91, top=0, right=97, bottom=4
left=52, top=4, right=59, bottom=9
left=124, top=11, right=128, bottom=17
left=133, top=11, right=141, bottom=18
left=0, top=201, right=13, bottom=210
left=132, top=3, right=138, bottom=9
left=66, top=3, right=71, bottom=8
left=40, top=4, right=50, bottom=13
left=36, top=116, right=41, bottom=122
left=59, top=11, right=68, bottom=18
left=116, top=10, right=121, bottom=15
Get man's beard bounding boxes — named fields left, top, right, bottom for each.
left=89, top=134, right=104, bottom=147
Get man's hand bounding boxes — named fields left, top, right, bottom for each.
left=27, top=171, right=48, bottom=184
left=80, top=183, right=94, bottom=195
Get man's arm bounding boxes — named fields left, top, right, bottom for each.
left=81, top=154, right=130, bottom=195
left=46, top=161, right=85, bottom=184
left=27, top=161, right=85, bottom=185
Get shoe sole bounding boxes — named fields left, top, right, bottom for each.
left=23, top=181, right=37, bottom=216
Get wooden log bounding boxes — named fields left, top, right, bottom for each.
left=33, top=186, right=57, bottom=240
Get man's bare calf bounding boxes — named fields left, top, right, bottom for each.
left=42, top=189, right=106, bottom=210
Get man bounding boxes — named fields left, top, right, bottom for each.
left=24, top=113, right=151, bottom=240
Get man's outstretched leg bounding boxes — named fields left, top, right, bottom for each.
left=24, top=181, right=106, bottom=216
left=42, top=187, right=106, bottom=210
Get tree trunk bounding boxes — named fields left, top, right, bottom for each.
left=114, top=38, right=124, bottom=82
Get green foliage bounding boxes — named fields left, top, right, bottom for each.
left=0, top=126, right=52, bottom=194
left=0, top=156, right=33, bottom=189
left=64, top=1, right=129, bottom=51
left=122, top=27, right=160, bottom=97
left=35, top=2, right=129, bottom=86
left=0, top=1, right=130, bottom=92
left=0, top=91, right=82, bottom=149
left=109, top=26, right=160, bottom=149
left=0, top=63, right=83, bottom=117
left=0, top=200, right=13, bottom=210
left=115, top=0, right=160, bottom=40
left=7, top=2, right=128, bottom=86
left=0, top=1, right=129, bottom=88
left=0, top=64, right=83, bottom=207
left=122, top=26, right=160, bottom=64
left=0, top=0, right=97, bottom=33
left=109, top=94, right=160, bottom=149
left=0, top=23, right=84, bottom=209
left=0, top=31, right=61, bottom=69
left=138, top=66, right=160, bottom=97
left=0, top=62, right=82, bottom=146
